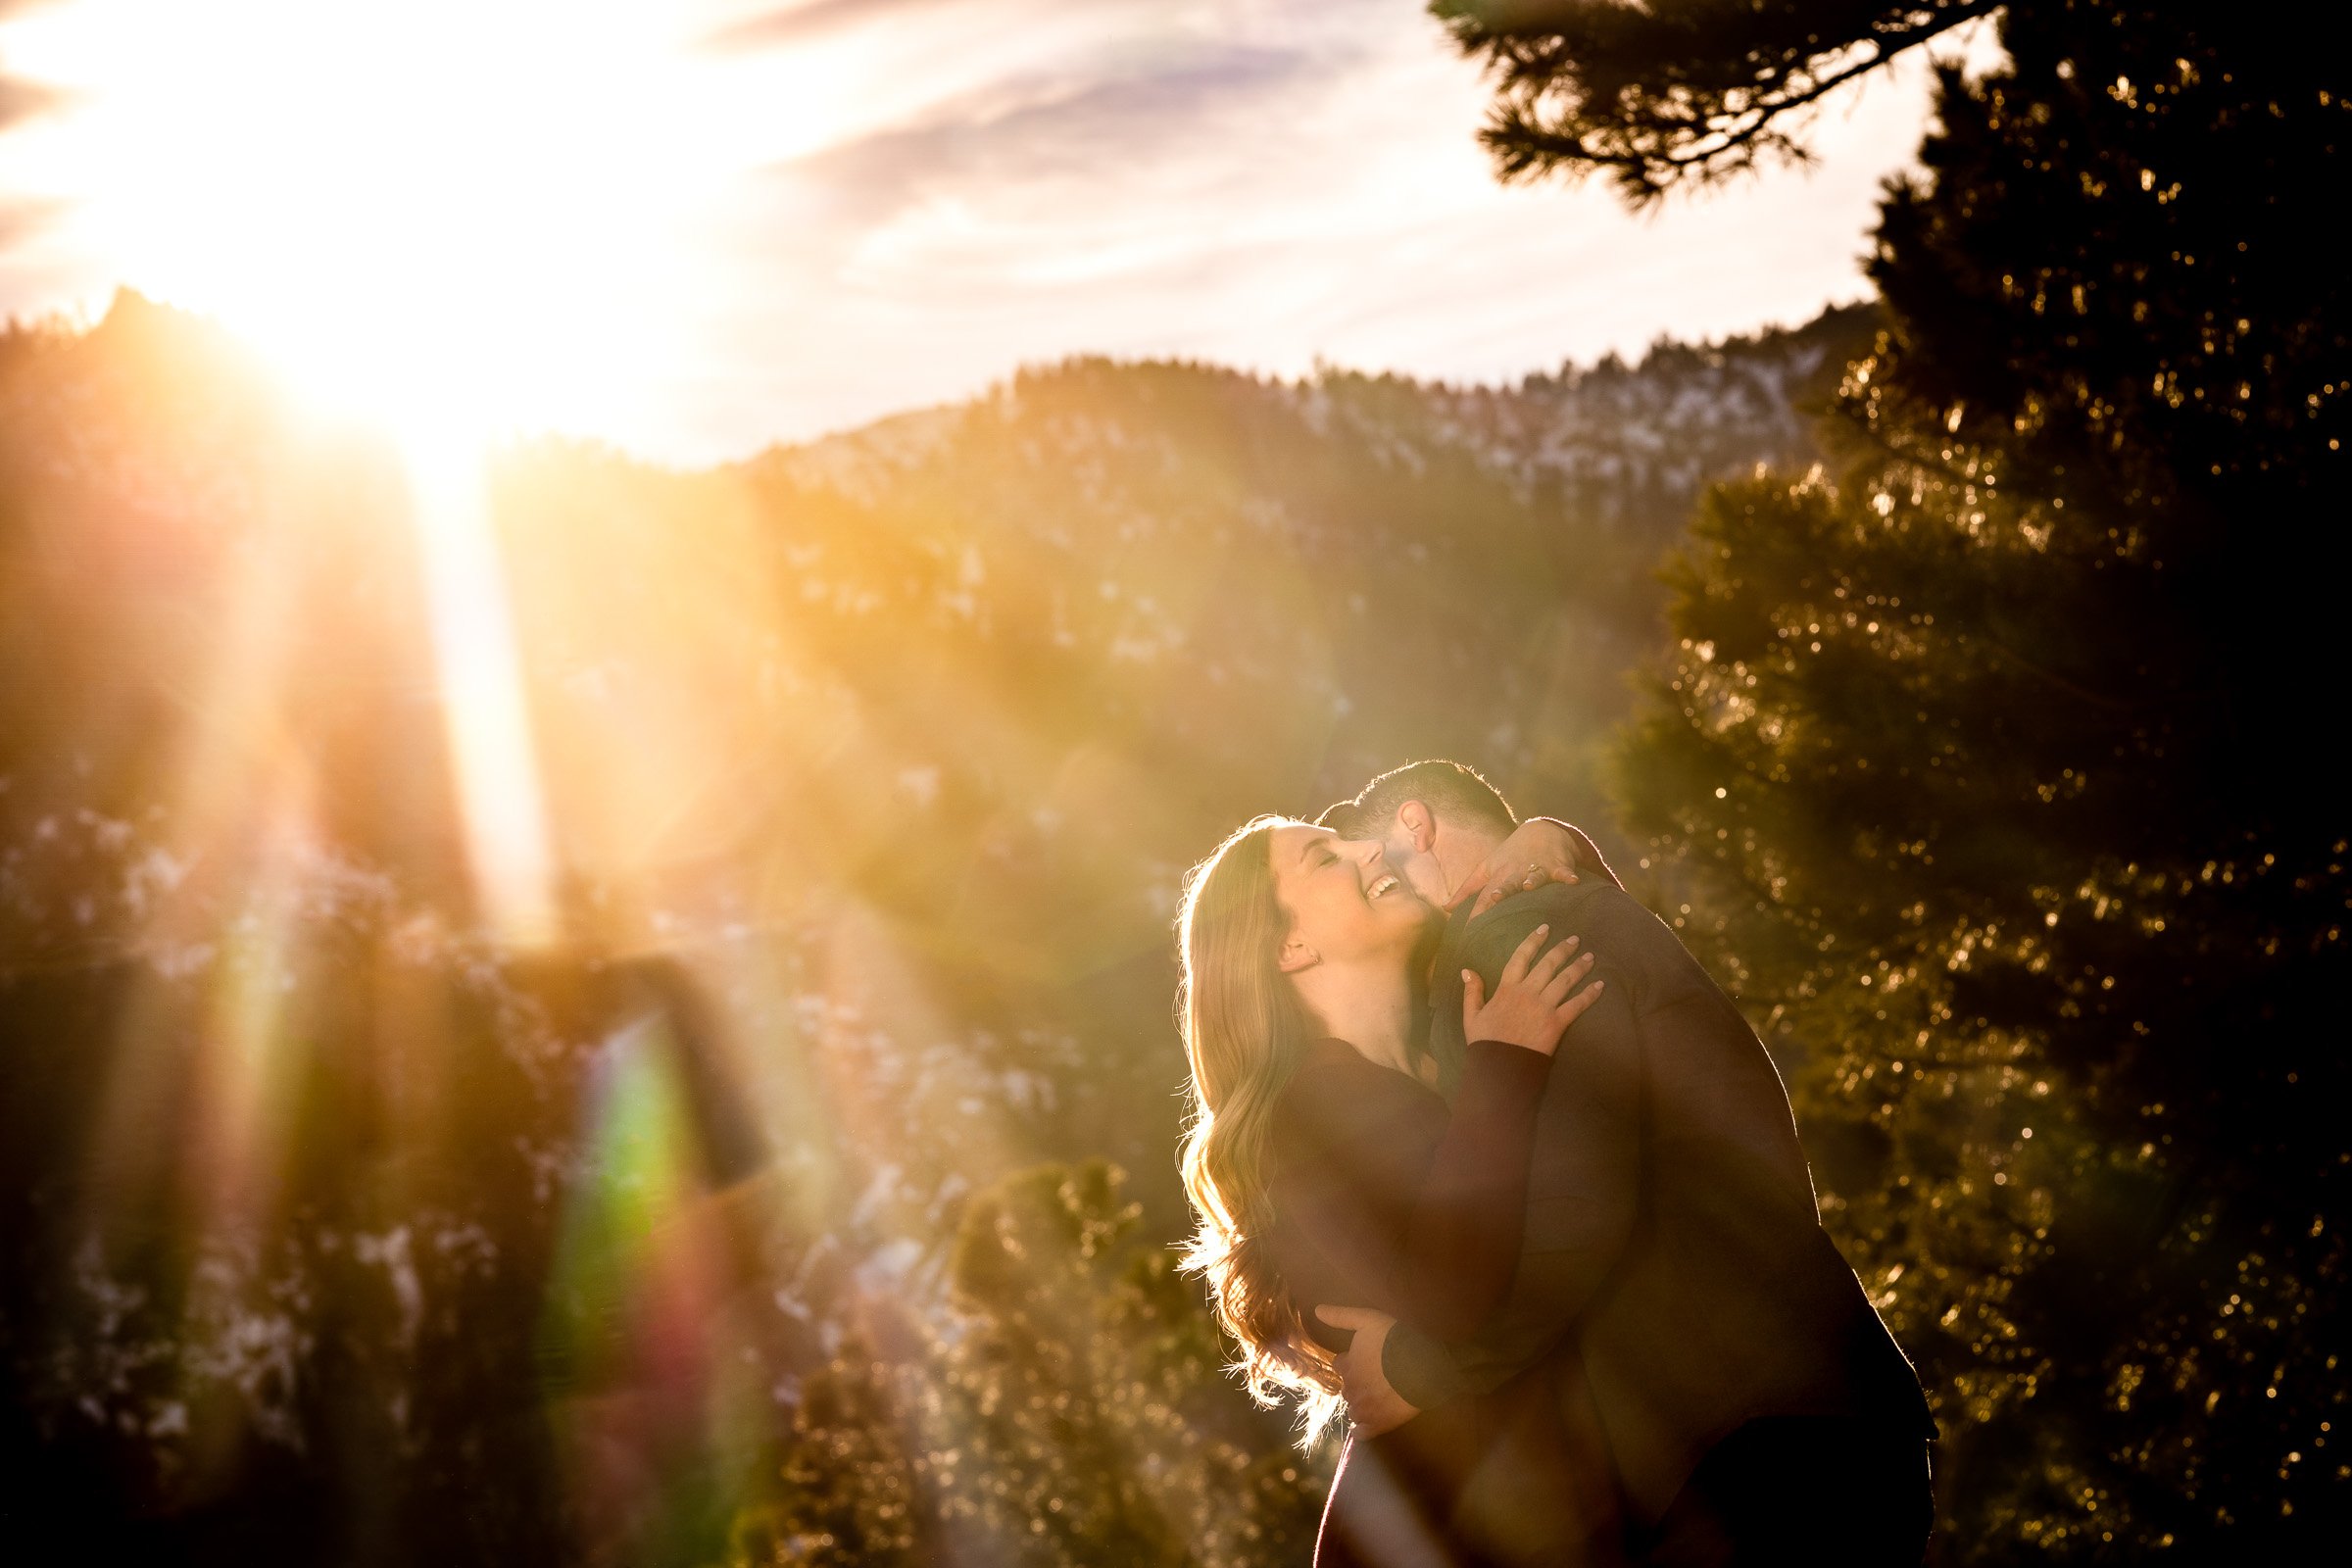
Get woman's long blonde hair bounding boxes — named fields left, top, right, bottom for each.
left=1174, top=815, right=1344, bottom=1444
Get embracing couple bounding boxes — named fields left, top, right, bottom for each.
left=1175, top=761, right=1936, bottom=1567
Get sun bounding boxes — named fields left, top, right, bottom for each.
left=0, top=0, right=849, bottom=945
left=0, top=2, right=916, bottom=949
left=3, top=0, right=737, bottom=447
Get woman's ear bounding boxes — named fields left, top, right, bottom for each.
left=1277, top=936, right=1319, bottom=974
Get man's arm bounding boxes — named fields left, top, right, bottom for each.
left=1383, top=887, right=1648, bottom=1407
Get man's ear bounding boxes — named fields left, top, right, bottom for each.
left=1277, top=935, right=1319, bottom=975
left=1396, top=800, right=1439, bottom=854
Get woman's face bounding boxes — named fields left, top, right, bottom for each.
left=1268, top=823, right=1429, bottom=966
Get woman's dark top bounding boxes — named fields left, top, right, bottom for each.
left=1266, top=1037, right=1624, bottom=1568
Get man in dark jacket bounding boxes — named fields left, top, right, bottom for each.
left=1315, top=761, right=1935, bottom=1566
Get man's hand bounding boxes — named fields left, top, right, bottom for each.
left=1453, top=818, right=1582, bottom=916
left=1315, top=1304, right=1419, bottom=1436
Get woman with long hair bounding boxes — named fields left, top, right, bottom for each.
left=1176, top=815, right=1618, bottom=1567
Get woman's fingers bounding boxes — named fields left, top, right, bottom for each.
left=1470, top=929, right=1600, bottom=1054
left=1500, top=923, right=1549, bottom=986
left=1459, top=968, right=1487, bottom=1036
left=1530, top=934, right=1580, bottom=983
left=1541, top=950, right=1595, bottom=1002
left=1554, top=977, right=1605, bottom=1026
left=1479, top=823, right=1581, bottom=902
left=1467, top=860, right=1578, bottom=917
left=1455, top=869, right=1497, bottom=915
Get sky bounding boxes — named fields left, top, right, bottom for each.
left=0, top=0, right=1962, bottom=466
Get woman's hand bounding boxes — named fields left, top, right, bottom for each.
left=1453, top=817, right=1604, bottom=916
left=1460, top=923, right=1601, bottom=1058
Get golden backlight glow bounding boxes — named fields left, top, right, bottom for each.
left=0, top=1, right=868, bottom=942
left=8, top=0, right=688, bottom=945
left=0, top=0, right=828, bottom=439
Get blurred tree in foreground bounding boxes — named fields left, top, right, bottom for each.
left=728, top=1163, right=1325, bottom=1568
left=1441, top=0, right=2352, bottom=1554
left=936, top=1162, right=1325, bottom=1566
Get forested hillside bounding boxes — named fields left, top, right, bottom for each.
left=0, top=292, right=1867, bottom=1566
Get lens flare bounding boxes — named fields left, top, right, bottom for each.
left=405, top=426, right=559, bottom=946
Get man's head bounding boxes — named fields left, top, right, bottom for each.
left=1317, top=760, right=1517, bottom=906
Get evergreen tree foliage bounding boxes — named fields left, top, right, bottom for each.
left=934, top=1161, right=1325, bottom=1568
left=1434, top=0, right=2000, bottom=201
left=1586, top=2, right=2349, bottom=1555
left=737, top=1347, right=931, bottom=1568
left=941, top=1161, right=1190, bottom=1565
left=727, top=1163, right=1327, bottom=1568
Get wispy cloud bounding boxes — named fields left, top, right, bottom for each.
left=0, top=0, right=1946, bottom=463
left=702, top=0, right=957, bottom=53
left=777, top=39, right=1329, bottom=260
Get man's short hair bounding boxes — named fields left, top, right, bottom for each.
left=1316, top=760, right=1518, bottom=840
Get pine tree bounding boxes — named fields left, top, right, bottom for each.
left=1441, top=0, right=2352, bottom=1555
left=738, top=1346, right=931, bottom=1568
left=936, top=1161, right=1327, bottom=1568
left=1434, top=0, right=2001, bottom=202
